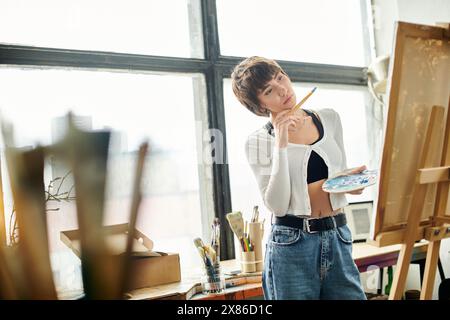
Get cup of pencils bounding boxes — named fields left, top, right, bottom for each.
left=240, top=234, right=256, bottom=274
left=226, top=211, right=258, bottom=273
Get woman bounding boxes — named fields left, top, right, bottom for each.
left=231, top=56, right=367, bottom=300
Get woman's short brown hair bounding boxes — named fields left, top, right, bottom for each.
left=231, top=56, right=286, bottom=117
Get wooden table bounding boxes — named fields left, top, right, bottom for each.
left=126, top=241, right=430, bottom=300
left=126, top=259, right=262, bottom=300
left=353, top=241, right=428, bottom=272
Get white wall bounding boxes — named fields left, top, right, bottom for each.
left=371, top=0, right=450, bottom=299
left=373, top=0, right=450, bottom=56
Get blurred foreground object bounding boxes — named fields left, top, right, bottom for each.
left=0, top=113, right=149, bottom=299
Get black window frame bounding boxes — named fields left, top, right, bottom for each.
left=0, top=0, right=370, bottom=258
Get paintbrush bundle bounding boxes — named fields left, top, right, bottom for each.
left=0, top=121, right=57, bottom=299
left=210, top=218, right=220, bottom=265
left=251, top=205, right=259, bottom=223
left=249, top=206, right=264, bottom=271
left=193, top=237, right=217, bottom=268
left=0, top=113, right=150, bottom=299
left=53, top=114, right=150, bottom=299
left=193, top=237, right=224, bottom=293
left=55, top=114, right=121, bottom=299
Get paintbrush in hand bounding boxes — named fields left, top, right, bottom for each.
left=289, top=87, right=317, bottom=115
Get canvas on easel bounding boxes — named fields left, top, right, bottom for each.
left=371, top=21, right=450, bottom=300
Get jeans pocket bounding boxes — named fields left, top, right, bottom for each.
left=336, top=225, right=353, bottom=244
left=270, top=225, right=302, bottom=246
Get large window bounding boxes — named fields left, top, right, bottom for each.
left=0, top=67, right=210, bottom=294
left=0, top=0, right=204, bottom=58
left=217, top=0, right=368, bottom=66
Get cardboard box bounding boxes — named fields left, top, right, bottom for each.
left=60, top=223, right=181, bottom=290
left=126, top=251, right=181, bottom=290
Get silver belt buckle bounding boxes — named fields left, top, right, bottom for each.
left=303, top=218, right=318, bottom=234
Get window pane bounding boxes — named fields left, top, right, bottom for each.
left=217, top=0, right=366, bottom=66
left=0, top=67, right=210, bottom=295
left=223, top=79, right=373, bottom=253
left=0, top=0, right=204, bottom=58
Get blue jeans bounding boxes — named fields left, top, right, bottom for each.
left=262, top=222, right=367, bottom=300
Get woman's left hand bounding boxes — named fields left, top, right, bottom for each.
left=346, top=165, right=367, bottom=195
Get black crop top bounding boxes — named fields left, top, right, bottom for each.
left=264, top=109, right=328, bottom=184
left=304, top=109, right=328, bottom=183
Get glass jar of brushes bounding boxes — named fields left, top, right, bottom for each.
left=201, top=262, right=225, bottom=294
left=194, top=218, right=224, bottom=295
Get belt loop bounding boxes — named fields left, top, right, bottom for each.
left=331, top=216, right=337, bottom=229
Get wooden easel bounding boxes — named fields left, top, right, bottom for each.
left=390, top=99, right=450, bottom=300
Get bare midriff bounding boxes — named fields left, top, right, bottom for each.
left=307, top=179, right=341, bottom=218
left=288, top=113, right=342, bottom=218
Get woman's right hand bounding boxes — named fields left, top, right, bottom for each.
left=272, top=110, right=303, bottom=148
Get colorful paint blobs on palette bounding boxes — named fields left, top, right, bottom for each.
left=322, top=170, right=378, bottom=193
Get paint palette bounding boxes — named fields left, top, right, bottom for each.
left=322, top=169, right=378, bottom=193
